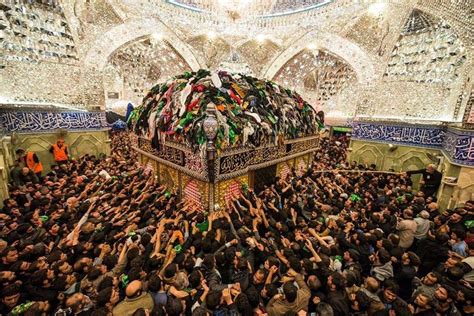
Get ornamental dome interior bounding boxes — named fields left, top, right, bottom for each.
left=0, top=0, right=472, bottom=125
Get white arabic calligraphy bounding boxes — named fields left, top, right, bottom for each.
left=352, top=123, right=474, bottom=166
left=352, top=124, right=445, bottom=146
left=0, top=112, right=107, bottom=132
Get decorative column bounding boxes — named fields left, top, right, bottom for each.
left=0, top=135, right=13, bottom=207
left=203, top=103, right=218, bottom=212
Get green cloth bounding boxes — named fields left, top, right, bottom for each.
left=11, top=302, right=34, bottom=315
left=174, top=244, right=182, bottom=254
left=121, top=274, right=129, bottom=288
left=350, top=194, right=361, bottom=202
left=177, top=82, right=187, bottom=90
left=197, top=129, right=206, bottom=145
left=196, top=221, right=209, bottom=232
left=151, top=84, right=161, bottom=94
left=465, top=220, right=474, bottom=229
left=176, top=112, right=194, bottom=130
left=267, top=114, right=277, bottom=124
left=229, top=128, right=236, bottom=144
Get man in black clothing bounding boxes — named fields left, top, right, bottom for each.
left=10, top=167, right=39, bottom=186
left=0, top=283, right=23, bottom=315
left=405, top=164, right=442, bottom=197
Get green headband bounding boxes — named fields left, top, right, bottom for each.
left=11, top=302, right=34, bottom=315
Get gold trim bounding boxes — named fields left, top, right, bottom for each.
left=216, top=147, right=317, bottom=181
left=134, top=147, right=208, bottom=181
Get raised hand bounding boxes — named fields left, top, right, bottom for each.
left=305, top=239, right=314, bottom=251
left=270, top=265, right=279, bottom=275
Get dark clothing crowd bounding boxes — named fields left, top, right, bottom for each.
left=1, top=133, right=473, bottom=316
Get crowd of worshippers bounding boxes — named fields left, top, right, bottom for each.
left=1, top=132, right=473, bottom=316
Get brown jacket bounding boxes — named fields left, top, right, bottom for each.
left=396, top=219, right=417, bottom=249
left=267, top=274, right=311, bottom=316
left=112, top=292, right=154, bottom=316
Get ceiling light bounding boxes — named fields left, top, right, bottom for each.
left=207, top=31, right=216, bottom=39
left=256, top=34, right=266, bottom=42
left=151, top=32, right=163, bottom=41
left=368, top=2, right=387, bottom=16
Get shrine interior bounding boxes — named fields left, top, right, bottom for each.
left=0, top=1, right=473, bottom=316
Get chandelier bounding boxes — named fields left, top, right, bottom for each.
left=158, top=0, right=333, bottom=38
left=167, top=0, right=332, bottom=19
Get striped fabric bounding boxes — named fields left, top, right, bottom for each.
left=184, top=179, right=203, bottom=210
left=144, top=162, right=154, bottom=175
left=224, top=180, right=242, bottom=202
left=280, top=164, right=290, bottom=180
left=297, top=159, right=306, bottom=176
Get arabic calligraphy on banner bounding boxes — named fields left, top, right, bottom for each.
left=138, top=138, right=185, bottom=166
left=352, top=122, right=474, bottom=166
left=218, top=138, right=319, bottom=175
left=443, top=130, right=474, bottom=166
left=0, top=111, right=108, bottom=133
left=219, top=151, right=256, bottom=174
left=352, top=122, right=445, bottom=148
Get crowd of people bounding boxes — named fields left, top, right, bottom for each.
left=1, top=132, right=473, bottom=316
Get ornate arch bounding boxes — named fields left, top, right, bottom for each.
left=261, top=30, right=376, bottom=84
left=83, top=18, right=202, bottom=71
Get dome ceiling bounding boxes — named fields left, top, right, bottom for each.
left=1, top=0, right=472, bottom=122
left=186, top=35, right=231, bottom=69
left=106, top=37, right=191, bottom=102
left=166, top=0, right=332, bottom=17
left=273, top=49, right=357, bottom=109
left=236, top=40, right=280, bottom=75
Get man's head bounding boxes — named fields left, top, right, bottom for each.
left=125, top=280, right=143, bottom=298
left=414, top=293, right=432, bottom=309
left=0, top=271, right=16, bottom=283
left=427, top=202, right=438, bottom=212
left=422, top=272, right=439, bottom=286
left=2, top=247, right=18, bottom=264
left=55, top=261, right=73, bottom=275
left=65, top=293, right=87, bottom=313
left=444, top=257, right=461, bottom=269
left=97, top=286, right=120, bottom=307
left=165, top=296, right=183, bottom=316
left=15, top=148, right=25, bottom=157
left=419, top=211, right=430, bottom=220
left=344, top=249, right=359, bottom=263
left=307, top=275, right=321, bottom=290
left=364, top=277, right=379, bottom=293
left=451, top=229, right=466, bottom=242
left=253, top=269, right=266, bottom=285
left=434, top=286, right=449, bottom=303
left=283, top=282, right=298, bottom=303
left=403, top=209, right=413, bottom=219
left=450, top=211, right=463, bottom=223
left=327, top=272, right=344, bottom=292
left=66, top=197, right=79, bottom=209
left=1, top=283, right=21, bottom=310
left=426, top=164, right=436, bottom=174
left=21, top=167, right=30, bottom=176
left=382, top=280, right=399, bottom=303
